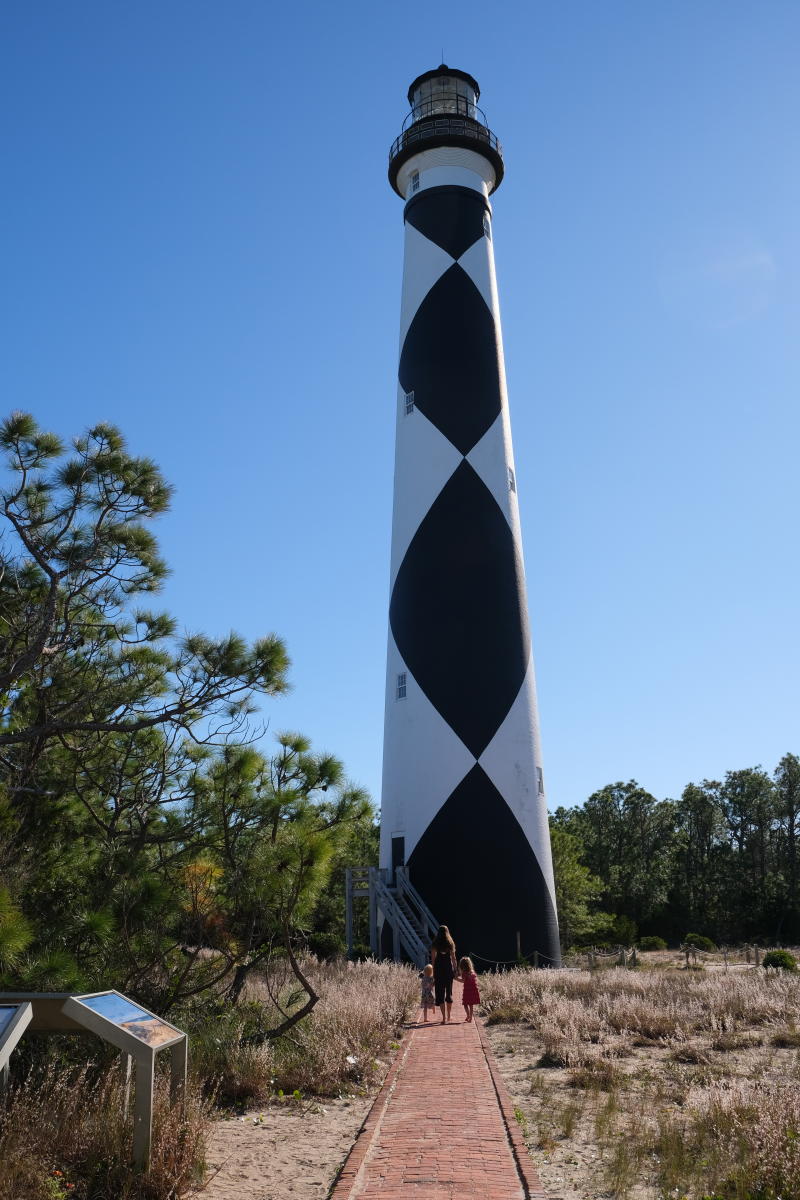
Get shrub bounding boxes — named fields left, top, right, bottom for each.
left=191, top=1004, right=275, bottom=1103
left=684, top=933, right=716, bottom=952
left=610, top=915, right=638, bottom=946
left=712, top=1032, right=762, bottom=1051
left=483, top=1004, right=528, bottom=1025
left=637, top=936, right=667, bottom=951
left=771, top=1029, right=800, bottom=1048
left=305, top=930, right=346, bottom=960
left=762, top=949, right=798, bottom=972
left=569, top=1059, right=621, bottom=1091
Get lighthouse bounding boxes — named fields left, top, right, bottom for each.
left=379, top=66, right=561, bottom=967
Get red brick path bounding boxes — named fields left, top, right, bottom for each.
left=330, top=983, right=547, bottom=1199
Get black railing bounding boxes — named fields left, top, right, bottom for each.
left=405, top=92, right=487, bottom=130
left=389, top=117, right=502, bottom=164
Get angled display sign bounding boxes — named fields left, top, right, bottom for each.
left=67, top=991, right=183, bottom=1052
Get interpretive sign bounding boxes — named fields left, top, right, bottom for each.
left=0, top=991, right=187, bottom=1170
left=0, top=1001, right=32, bottom=1092
left=70, top=992, right=183, bottom=1050
left=0, top=1005, right=18, bottom=1036
left=61, top=992, right=187, bottom=1168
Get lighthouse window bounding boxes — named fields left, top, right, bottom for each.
left=404, top=390, right=415, bottom=415
left=537, top=768, right=545, bottom=794
left=508, top=467, right=516, bottom=493
left=411, top=170, right=420, bottom=193
left=483, top=215, right=492, bottom=240
left=396, top=673, right=407, bottom=699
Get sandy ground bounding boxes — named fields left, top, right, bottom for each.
left=484, top=1017, right=794, bottom=1200
left=486, top=1022, right=651, bottom=1200
left=193, top=1094, right=372, bottom=1200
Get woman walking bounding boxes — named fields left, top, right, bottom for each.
left=431, top=925, right=458, bottom=1024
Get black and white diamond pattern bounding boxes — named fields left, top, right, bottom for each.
left=399, top=264, right=502, bottom=455
left=382, top=183, right=560, bottom=966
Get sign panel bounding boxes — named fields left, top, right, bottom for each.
left=0, top=1001, right=33, bottom=1079
left=0, top=1006, right=19, bottom=1038
left=76, top=993, right=179, bottom=1048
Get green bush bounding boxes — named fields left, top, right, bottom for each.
left=762, top=949, right=798, bottom=972
left=684, top=933, right=716, bottom=952
left=637, top=936, right=667, bottom=951
left=610, top=914, right=638, bottom=946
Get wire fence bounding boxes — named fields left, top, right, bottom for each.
left=468, top=947, right=561, bottom=969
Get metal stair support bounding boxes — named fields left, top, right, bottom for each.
left=344, top=867, right=371, bottom=959
left=345, top=865, right=441, bottom=965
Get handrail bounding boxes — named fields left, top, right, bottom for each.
left=389, top=117, right=502, bottom=165
left=373, top=876, right=428, bottom=966
left=395, top=868, right=439, bottom=944
left=373, top=878, right=418, bottom=946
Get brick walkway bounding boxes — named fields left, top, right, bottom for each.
left=330, top=983, right=546, bottom=1199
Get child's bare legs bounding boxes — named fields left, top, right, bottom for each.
left=464, top=1003, right=473, bottom=1022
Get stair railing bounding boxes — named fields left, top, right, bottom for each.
left=372, top=873, right=428, bottom=966
left=395, top=867, right=439, bottom=945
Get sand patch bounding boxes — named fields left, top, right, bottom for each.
left=194, top=1095, right=371, bottom=1200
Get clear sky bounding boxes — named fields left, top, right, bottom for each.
left=2, top=1, right=798, bottom=814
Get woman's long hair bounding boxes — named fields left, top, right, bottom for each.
left=431, top=924, right=456, bottom=955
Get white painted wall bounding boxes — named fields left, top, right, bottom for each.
left=396, top=147, right=495, bottom=198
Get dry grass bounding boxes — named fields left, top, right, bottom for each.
left=483, top=959, right=800, bottom=1199
left=0, top=1063, right=209, bottom=1200
left=253, top=957, right=417, bottom=1096
left=191, top=957, right=417, bottom=1102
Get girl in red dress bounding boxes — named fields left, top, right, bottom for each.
left=459, top=956, right=480, bottom=1022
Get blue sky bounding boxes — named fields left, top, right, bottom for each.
left=2, top=1, right=798, bottom=814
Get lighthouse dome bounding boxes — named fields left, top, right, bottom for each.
left=388, top=65, right=503, bottom=198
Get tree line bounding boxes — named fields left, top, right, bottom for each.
left=551, top=757, right=800, bottom=950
